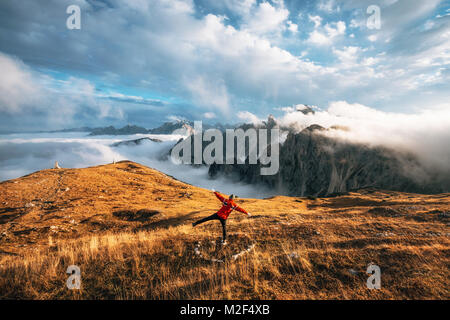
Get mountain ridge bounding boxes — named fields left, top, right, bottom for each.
left=167, top=116, right=449, bottom=196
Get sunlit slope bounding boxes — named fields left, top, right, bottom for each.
left=0, top=161, right=448, bottom=299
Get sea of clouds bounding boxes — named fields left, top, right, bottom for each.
left=0, top=132, right=274, bottom=198
left=1, top=100, right=449, bottom=197
left=276, top=101, right=450, bottom=175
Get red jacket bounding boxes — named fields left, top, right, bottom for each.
left=214, top=191, right=248, bottom=220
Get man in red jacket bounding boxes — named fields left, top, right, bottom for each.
left=192, top=190, right=251, bottom=245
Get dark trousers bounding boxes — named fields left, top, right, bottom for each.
left=193, top=213, right=227, bottom=241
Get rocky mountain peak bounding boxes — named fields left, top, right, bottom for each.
left=295, top=104, right=315, bottom=115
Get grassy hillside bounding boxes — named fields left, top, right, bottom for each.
left=0, top=161, right=448, bottom=299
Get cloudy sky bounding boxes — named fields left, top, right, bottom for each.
left=0, top=0, right=449, bottom=131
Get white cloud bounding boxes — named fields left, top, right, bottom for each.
left=242, top=1, right=289, bottom=36
left=307, top=30, right=331, bottom=45
left=368, top=35, right=378, bottom=42
left=307, top=21, right=346, bottom=46
left=276, top=104, right=316, bottom=113
left=0, top=132, right=274, bottom=198
left=1, top=0, right=449, bottom=125
left=167, top=115, right=186, bottom=122
left=278, top=100, right=450, bottom=172
left=203, top=112, right=216, bottom=119
left=237, top=110, right=263, bottom=125
left=0, top=52, right=124, bottom=128
left=325, top=21, right=346, bottom=38
left=287, top=21, right=298, bottom=33
left=362, top=57, right=378, bottom=66
left=308, top=15, right=322, bottom=28
left=318, top=0, right=339, bottom=13
left=222, top=0, right=256, bottom=17
left=185, top=76, right=230, bottom=113
left=349, top=19, right=362, bottom=29
left=333, top=46, right=361, bottom=64
left=0, top=53, right=42, bottom=113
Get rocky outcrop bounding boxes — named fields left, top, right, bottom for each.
left=208, top=125, right=447, bottom=196
left=166, top=113, right=449, bottom=196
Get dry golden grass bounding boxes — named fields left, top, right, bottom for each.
left=0, top=161, right=449, bottom=299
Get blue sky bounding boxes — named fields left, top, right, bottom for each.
left=0, top=0, right=449, bottom=130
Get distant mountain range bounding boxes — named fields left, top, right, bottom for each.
left=2, top=120, right=233, bottom=136
left=3, top=106, right=448, bottom=196
left=89, top=125, right=149, bottom=136
left=0, top=119, right=243, bottom=136
left=168, top=110, right=450, bottom=196
left=148, top=120, right=195, bottom=135
left=0, top=127, right=93, bottom=134
left=88, top=120, right=235, bottom=136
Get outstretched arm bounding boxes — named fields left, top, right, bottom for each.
left=214, top=191, right=226, bottom=203
left=234, top=205, right=249, bottom=215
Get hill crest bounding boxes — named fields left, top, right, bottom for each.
left=0, top=161, right=449, bottom=299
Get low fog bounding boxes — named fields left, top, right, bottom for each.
left=0, top=132, right=274, bottom=199
left=1, top=101, right=449, bottom=197
left=276, top=101, right=450, bottom=175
